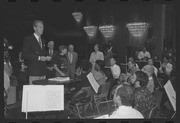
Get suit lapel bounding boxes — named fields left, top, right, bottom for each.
left=32, top=35, right=42, bottom=50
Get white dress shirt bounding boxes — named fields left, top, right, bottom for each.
left=153, top=65, right=158, bottom=76
left=4, top=71, right=10, bottom=96
left=111, top=64, right=121, bottom=79
left=138, top=51, right=151, bottom=60
left=96, top=105, right=144, bottom=119
left=34, top=33, right=40, bottom=43
left=146, top=76, right=154, bottom=93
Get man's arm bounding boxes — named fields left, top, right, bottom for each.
left=75, top=52, right=78, bottom=64
left=138, top=52, right=142, bottom=60
left=22, top=37, right=47, bottom=61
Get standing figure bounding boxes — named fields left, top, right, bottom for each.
left=89, top=44, right=104, bottom=72
left=54, top=45, right=68, bottom=77
left=46, top=41, right=58, bottom=78
left=67, top=44, right=78, bottom=79
left=138, top=47, right=151, bottom=61
left=22, top=20, right=51, bottom=85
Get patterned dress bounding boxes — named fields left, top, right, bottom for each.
left=133, top=87, right=155, bottom=118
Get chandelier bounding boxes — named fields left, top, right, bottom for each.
left=99, top=25, right=115, bottom=38
left=72, top=12, right=83, bottom=23
left=126, top=22, right=149, bottom=37
left=84, top=26, right=97, bottom=37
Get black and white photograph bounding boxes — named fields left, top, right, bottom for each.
left=3, top=0, right=176, bottom=120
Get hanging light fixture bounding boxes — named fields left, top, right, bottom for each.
left=72, top=12, right=83, bottom=23
left=126, top=22, right=149, bottom=37
left=99, top=25, right=115, bottom=38
left=84, top=26, right=97, bottom=37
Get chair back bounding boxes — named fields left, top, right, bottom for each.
left=72, top=86, right=93, bottom=104
left=97, top=82, right=110, bottom=98
left=148, top=103, right=158, bottom=118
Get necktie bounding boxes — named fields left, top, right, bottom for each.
left=39, top=38, right=42, bottom=49
left=50, top=49, right=53, bottom=56
left=69, top=52, right=73, bottom=63
left=70, top=52, right=73, bottom=63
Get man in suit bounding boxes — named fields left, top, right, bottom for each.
left=46, top=41, right=58, bottom=78
left=22, top=20, right=51, bottom=85
left=67, top=44, right=78, bottom=79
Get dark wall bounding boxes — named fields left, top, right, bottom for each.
left=4, top=4, right=175, bottom=64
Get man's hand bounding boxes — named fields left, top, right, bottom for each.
left=39, top=56, right=47, bottom=61
left=46, top=56, right=52, bottom=61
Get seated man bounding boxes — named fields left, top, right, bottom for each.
left=148, top=58, right=158, bottom=76
left=159, top=57, right=173, bottom=76
left=142, top=65, right=155, bottom=94
left=129, top=57, right=139, bottom=69
left=138, top=47, right=151, bottom=61
left=110, top=58, right=121, bottom=80
left=128, top=60, right=140, bottom=76
left=129, top=71, right=154, bottom=118
left=97, top=84, right=144, bottom=119
left=119, top=60, right=139, bottom=84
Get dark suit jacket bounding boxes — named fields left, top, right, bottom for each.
left=67, top=51, right=78, bottom=78
left=22, top=34, right=47, bottom=76
left=67, top=51, right=78, bottom=66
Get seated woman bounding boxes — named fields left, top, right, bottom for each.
left=92, top=60, right=107, bottom=85
left=129, top=71, right=154, bottom=118
left=53, top=45, right=68, bottom=77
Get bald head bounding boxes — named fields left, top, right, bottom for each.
left=142, top=65, right=154, bottom=77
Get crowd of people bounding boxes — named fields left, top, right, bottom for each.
left=4, top=20, right=176, bottom=119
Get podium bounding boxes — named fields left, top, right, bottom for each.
left=22, top=85, right=64, bottom=119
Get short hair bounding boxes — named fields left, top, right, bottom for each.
left=108, top=40, right=113, bottom=45
left=59, top=45, right=67, bottom=52
left=94, top=44, right=100, bottom=49
left=68, top=44, right=74, bottom=49
left=48, top=41, right=54, bottom=47
left=134, top=71, right=149, bottom=87
left=128, top=60, right=136, bottom=65
left=116, top=84, right=135, bottom=106
left=95, top=60, right=105, bottom=71
left=79, top=60, right=92, bottom=72
left=142, top=65, right=154, bottom=76
left=33, top=20, right=43, bottom=27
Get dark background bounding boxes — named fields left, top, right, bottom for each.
left=2, top=1, right=176, bottom=65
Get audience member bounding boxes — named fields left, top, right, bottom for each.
left=138, top=47, right=151, bottom=61
left=54, top=45, right=68, bottom=77
left=129, top=71, right=154, bottom=118
left=89, top=44, right=104, bottom=72
left=67, top=44, right=78, bottom=79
